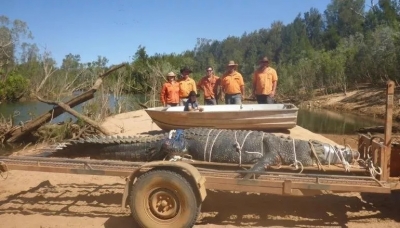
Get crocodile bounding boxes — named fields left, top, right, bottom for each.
left=43, top=128, right=360, bottom=174
left=41, top=132, right=170, bottom=162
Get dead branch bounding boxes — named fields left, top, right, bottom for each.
left=2, top=63, right=126, bottom=143
left=36, top=50, right=57, bottom=93
left=138, top=103, right=148, bottom=109
left=36, top=95, right=112, bottom=135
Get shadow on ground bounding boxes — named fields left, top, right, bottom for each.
left=1, top=181, right=399, bottom=227
left=196, top=189, right=400, bottom=227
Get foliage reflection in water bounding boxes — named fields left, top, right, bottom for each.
left=297, top=108, right=385, bottom=135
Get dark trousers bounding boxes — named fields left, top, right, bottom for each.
left=256, top=94, right=275, bottom=104
left=204, top=98, right=217, bottom=105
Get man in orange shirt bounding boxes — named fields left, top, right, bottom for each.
left=220, top=60, right=245, bottom=104
left=160, top=71, right=180, bottom=107
left=197, top=66, right=220, bottom=105
left=252, top=57, right=278, bottom=104
left=178, top=66, right=197, bottom=106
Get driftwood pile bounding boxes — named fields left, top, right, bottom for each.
left=34, top=122, right=102, bottom=142
left=0, top=63, right=126, bottom=144
left=0, top=120, right=12, bottom=143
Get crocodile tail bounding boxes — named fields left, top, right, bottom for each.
left=39, top=133, right=169, bottom=162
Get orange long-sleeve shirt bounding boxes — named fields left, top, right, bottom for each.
left=197, top=75, right=220, bottom=99
left=160, top=81, right=180, bottom=104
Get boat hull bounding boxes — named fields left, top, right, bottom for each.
left=145, top=104, right=298, bottom=131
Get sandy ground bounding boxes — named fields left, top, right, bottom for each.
left=1, top=110, right=400, bottom=228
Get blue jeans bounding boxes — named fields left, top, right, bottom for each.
left=225, top=94, right=241, bottom=104
left=256, top=94, right=275, bottom=104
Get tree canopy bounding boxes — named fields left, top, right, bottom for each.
left=1, top=0, right=400, bottom=104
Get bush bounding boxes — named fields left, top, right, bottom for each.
left=0, top=81, right=4, bottom=100
left=0, top=73, right=29, bottom=102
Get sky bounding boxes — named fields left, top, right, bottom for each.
left=2, top=0, right=332, bottom=66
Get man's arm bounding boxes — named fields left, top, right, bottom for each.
left=219, top=77, right=225, bottom=101
left=271, top=81, right=277, bottom=97
left=252, top=72, right=257, bottom=97
left=240, top=85, right=245, bottom=99
left=239, top=74, right=245, bottom=99
left=271, top=70, right=278, bottom=97
left=160, top=84, right=166, bottom=106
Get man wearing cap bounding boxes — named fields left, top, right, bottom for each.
left=160, top=71, right=180, bottom=107
left=252, top=57, right=278, bottom=104
left=178, top=66, right=197, bottom=106
left=197, top=66, right=220, bottom=105
left=220, top=60, right=245, bottom=104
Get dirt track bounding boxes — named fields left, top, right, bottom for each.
left=0, top=170, right=399, bottom=228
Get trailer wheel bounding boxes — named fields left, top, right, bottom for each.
left=129, top=169, right=200, bottom=228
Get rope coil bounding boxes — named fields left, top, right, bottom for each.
left=234, top=131, right=252, bottom=166
left=290, top=139, right=304, bottom=173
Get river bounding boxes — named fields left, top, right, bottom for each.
left=0, top=99, right=386, bottom=155
left=0, top=93, right=146, bottom=124
left=297, top=108, right=385, bottom=134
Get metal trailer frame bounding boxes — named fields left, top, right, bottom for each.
left=1, top=81, right=399, bottom=227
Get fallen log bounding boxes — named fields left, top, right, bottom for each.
left=138, top=103, right=149, bottom=109
left=36, top=96, right=112, bottom=136
left=3, top=63, right=126, bottom=143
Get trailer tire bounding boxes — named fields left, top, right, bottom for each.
left=129, top=169, right=200, bottom=228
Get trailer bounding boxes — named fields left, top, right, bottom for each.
left=1, top=81, right=400, bottom=228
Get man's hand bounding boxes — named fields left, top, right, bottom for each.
left=270, top=91, right=275, bottom=97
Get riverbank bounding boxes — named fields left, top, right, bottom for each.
left=298, top=86, right=400, bottom=123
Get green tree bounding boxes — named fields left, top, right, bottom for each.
left=0, top=15, right=33, bottom=78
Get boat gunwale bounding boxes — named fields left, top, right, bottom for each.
left=144, top=103, right=299, bottom=131
left=145, top=104, right=299, bottom=114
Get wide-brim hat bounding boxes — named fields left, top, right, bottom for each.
left=227, top=60, right=238, bottom=66
left=259, top=57, right=269, bottom=63
left=180, top=66, right=192, bottom=73
left=166, top=71, right=176, bottom=77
